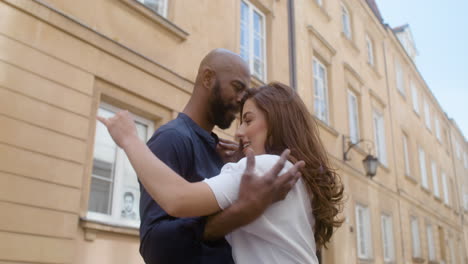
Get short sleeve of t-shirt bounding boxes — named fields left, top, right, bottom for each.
left=204, top=155, right=293, bottom=210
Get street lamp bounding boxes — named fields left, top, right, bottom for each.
left=342, top=136, right=379, bottom=179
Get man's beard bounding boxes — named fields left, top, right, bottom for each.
left=209, top=81, right=239, bottom=129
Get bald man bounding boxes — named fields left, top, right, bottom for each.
left=139, top=49, right=300, bottom=264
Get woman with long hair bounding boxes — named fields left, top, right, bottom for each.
left=98, top=82, right=344, bottom=263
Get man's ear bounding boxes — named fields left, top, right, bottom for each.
left=202, top=67, right=215, bottom=90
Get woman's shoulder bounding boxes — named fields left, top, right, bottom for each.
left=234, top=154, right=294, bottom=174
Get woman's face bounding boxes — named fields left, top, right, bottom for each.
left=235, top=98, right=268, bottom=155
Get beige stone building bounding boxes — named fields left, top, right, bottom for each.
left=0, top=0, right=467, bottom=263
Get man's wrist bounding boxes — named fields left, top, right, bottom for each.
left=231, top=199, right=263, bottom=225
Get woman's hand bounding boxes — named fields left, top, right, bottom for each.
left=97, top=110, right=140, bottom=150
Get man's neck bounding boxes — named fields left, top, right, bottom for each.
left=182, top=100, right=215, bottom=132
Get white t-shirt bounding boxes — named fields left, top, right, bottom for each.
left=204, top=154, right=318, bottom=264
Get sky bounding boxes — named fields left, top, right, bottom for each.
left=376, top=0, right=468, bottom=141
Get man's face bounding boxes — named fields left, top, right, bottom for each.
left=124, top=195, right=133, bottom=212
left=209, top=80, right=241, bottom=129
left=208, top=67, right=250, bottom=129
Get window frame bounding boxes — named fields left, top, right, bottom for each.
left=424, top=98, right=431, bottom=131
left=137, top=0, right=168, bottom=17
left=341, top=4, right=352, bottom=39
left=431, top=161, right=440, bottom=198
left=395, top=58, right=405, bottom=95
left=381, top=214, right=395, bottom=262
left=87, top=102, right=154, bottom=228
left=356, top=203, right=373, bottom=259
left=366, top=35, right=375, bottom=66
left=442, top=172, right=450, bottom=205
left=426, top=224, right=436, bottom=261
left=240, top=0, right=267, bottom=81
left=402, top=133, right=411, bottom=177
left=435, top=118, right=441, bottom=142
left=348, top=90, right=360, bottom=144
left=418, top=146, right=429, bottom=189
left=410, top=216, right=422, bottom=258
left=411, top=81, right=420, bottom=114
left=373, top=110, right=387, bottom=166
left=313, top=58, right=329, bottom=124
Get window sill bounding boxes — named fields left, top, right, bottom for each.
left=421, top=186, right=431, bottom=194
left=412, top=257, right=425, bottom=263
left=405, top=174, right=418, bottom=184
left=80, top=217, right=139, bottom=241
left=378, top=162, right=390, bottom=173
left=341, top=33, right=360, bottom=54
left=367, top=62, right=382, bottom=80
left=314, top=116, right=340, bottom=138
left=120, top=0, right=189, bottom=41
left=358, top=257, right=374, bottom=264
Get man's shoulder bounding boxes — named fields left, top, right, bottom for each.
left=150, top=117, right=193, bottom=143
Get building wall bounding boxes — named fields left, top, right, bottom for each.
left=0, top=0, right=467, bottom=263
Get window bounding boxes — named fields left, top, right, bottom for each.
left=411, top=82, right=419, bottom=114
left=348, top=90, right=360, bottom=144
left=366, top=35, right=375, bottom=66
left=464, top=193, right=468, bottom=211
left=87, top=104, right=154, bottom=227
left=341, top=4, right=352, bottom=39
left=403, top=134, right=411, bottom=176
left=431, top=161, right=440, bottom=198
left=356, top=204, right=372, bottom=259
left=137, top=0, right=167, bottom=17
left=316, top=0, right=323, bottom=7
left=373, top=110, right=387, bottom=165
left=464, top=152, right=468, bottom=168
left=395, top=59, right=405, bottom=95
left=426, top=224, right=436, bottom=261
left=424, top=99, right=431, bottom=130
left=313, top=58, right=329, bottom=124
left=410, top=216, right=421, bottom=258
left=418, top=147, right=429, bottom=189
left=240, top=0, right=266, bottom=81
left=449, top=237, right=456, bottom=264
left=442, top=172, right=450, bottom=205
left=381, top=214, right=395, bottom=262
left=455, top=141, right=461, bottom=160
left=435, top=118, right=441, bottom=141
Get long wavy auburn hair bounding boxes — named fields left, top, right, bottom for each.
left=240, top=82, right=344, bottom=249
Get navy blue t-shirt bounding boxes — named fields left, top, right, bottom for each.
left=139, top=113, right=234, bottom=264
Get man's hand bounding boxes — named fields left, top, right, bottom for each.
left=236, top=148, right=305, bottom=223
left=216, top=138, right=243, bottom=163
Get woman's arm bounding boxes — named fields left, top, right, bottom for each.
left=98, top=111, right=220, bottom=217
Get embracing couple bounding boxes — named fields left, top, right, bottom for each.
left=98, top=49, right=344, bottom=264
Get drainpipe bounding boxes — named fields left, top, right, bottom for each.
left=287, top=0, right=297, bottom=90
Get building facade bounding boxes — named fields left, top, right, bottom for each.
left=0, top=0, right=467, bottom=263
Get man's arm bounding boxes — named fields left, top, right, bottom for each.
left=139, top=129, right=213, bottom=263
left=204, top=149, right=304, bottom=240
